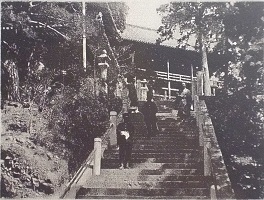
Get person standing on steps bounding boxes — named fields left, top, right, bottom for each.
left=142, top=92, right=158, bottom=137
left=178, top=83, right=192, bottom=123
left=116, top=113, right=134, bottom=169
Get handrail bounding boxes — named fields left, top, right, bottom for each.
left=60, top=112, right=120, bottom=198
left=158, top=76, right=192, bottom=83
left=194, top=95, right=236, bottom=199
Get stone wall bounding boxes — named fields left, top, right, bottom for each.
left=195, top=96, right=236, bottom=199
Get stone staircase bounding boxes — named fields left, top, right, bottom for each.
left=138, top=99, right=176, bottom=114
left=75, top=108, right=210, bottom=199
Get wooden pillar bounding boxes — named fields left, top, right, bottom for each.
left=93, top=138, right=102, bottom=175
left=109, top=111, right=117, bottom=146
left=194, top=95, right=199, bottom=125
left=167, top=60, right=171, bottom=99
left=164, top=90, right=168, bottom=100
left=191, top=65, right=196, bottom=97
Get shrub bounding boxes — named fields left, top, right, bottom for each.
left=205, top=93, right=264, bottom=199
left=108, top=96, right=123, bottom=115
left=49, top=78, right=109, bottom=174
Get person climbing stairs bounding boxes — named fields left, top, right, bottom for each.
left=75, top=109, right=211, bottom=199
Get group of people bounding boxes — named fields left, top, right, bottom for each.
left=116, top=92, right=158, bottom=169
left=116, top=83, right=192, bottom=169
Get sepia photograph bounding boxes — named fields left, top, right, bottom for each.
left=1, top=0, right=263, bottom=199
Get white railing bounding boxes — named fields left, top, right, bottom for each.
left=155, top=71, right=192, bottom=83
left=138, top=68, right=222, bottom=99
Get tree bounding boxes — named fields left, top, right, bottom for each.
left=85, top=2, right=128, bottom=84
left=157, top=2, right=235, bottom=95
left=1, top=2, right=84, bottom=102
left=222, top=2, right=264, bottom=96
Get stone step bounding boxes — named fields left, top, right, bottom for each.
left=76, top=194, right=209, bottom=199
left=132, top=144, right=199, bottom=149
left=103, top=153, right=200, bottom=160
left=153, top=124, right=194, bottom=128
left=133, top=135, right=198, bottom=138
left=133, top=140, right=199, bottom=145
left=99, top=168, right=200, bottom=176
left=105, top=152, right=200, bottom=157
left=118, top=137, right=198, bottom=143
left=157, top=110, right=173, bottom=113
left=101, top=162, right=202, bottom=169
left=156, top=126, right=196, bottom=131
left=132, top=135, right=197, bottom=139
left=156, top=124, right=196, bottom=128
left=102, top=157, right=202, bottom=163
left=133, top=133, right=197, bottom=137
left=132, top=137, right=198, bottom=141
left=133, top=141, right=198, bottom=146
left=156, top=108, right=174, bottom=112
left=84, top=179, right=208, bottom=189
left=133, top=127, right=197, bottom=131
left=133, top=138, right=198, bottom=142
left=85, top=174, right=209, bottom=182
left=106, top=148, right=199, bottom=153
left=156, top=119, right=193, bottom=123
left=131, top=123, right=146, bottom=126
left=134, top=135, right=197, bottom=139
left=76, top=187, right=209, bottom=198
left=133, top=137, right=198, bottom=141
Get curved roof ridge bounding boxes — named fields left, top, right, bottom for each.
left=126, top=23, right=158, bottom=32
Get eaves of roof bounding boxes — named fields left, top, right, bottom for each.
left=121, top=24, right=196, bottom=52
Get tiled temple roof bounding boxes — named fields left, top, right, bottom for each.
left=121, top=24, right=196, bottom=51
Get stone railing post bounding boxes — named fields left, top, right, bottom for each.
left=194, top=100, right=235, bottom=199
left=109, top=111, right=117, bottom=147
left=93, top=138, right=102, bottom=175
left=198, top=105, right=206, bottom=147
left=204, top=118, right=213, bottom=177
left=204, top=137, right=211, bottom=176
left=192, top=78, right=197, bottom=102
left=194, top=95, right=199, bottom=121
left=122, top=87, right=129, bottom=113
left=197, top=71, right=204, bottom=96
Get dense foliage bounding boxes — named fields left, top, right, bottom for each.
left=1, top=1, right=128, bottom=175
left=157, top=2, right=236, bottom=95
left=157, top=2, right=263, bottom=199
left=49, top=78, right=109, bottom=173
left=206, top=94, right=264, bottom=199
left=223, top=2, right=263, bottom=96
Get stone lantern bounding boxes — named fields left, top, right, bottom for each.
left=98, top=50, right=110, bottom=81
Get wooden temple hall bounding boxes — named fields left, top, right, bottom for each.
left=119, top=24, right=202, bottom=99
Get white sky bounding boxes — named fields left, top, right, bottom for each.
left=125, top=0, right=171, bottom=29
left=124, top=0, right=239, bottom=29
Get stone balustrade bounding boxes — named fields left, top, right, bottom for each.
left=194, top=95, right=235, bottom=199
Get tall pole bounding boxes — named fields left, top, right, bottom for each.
left=82, top=1, right=87, bottom=72
left=200, top=34, right=211, bottom=96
